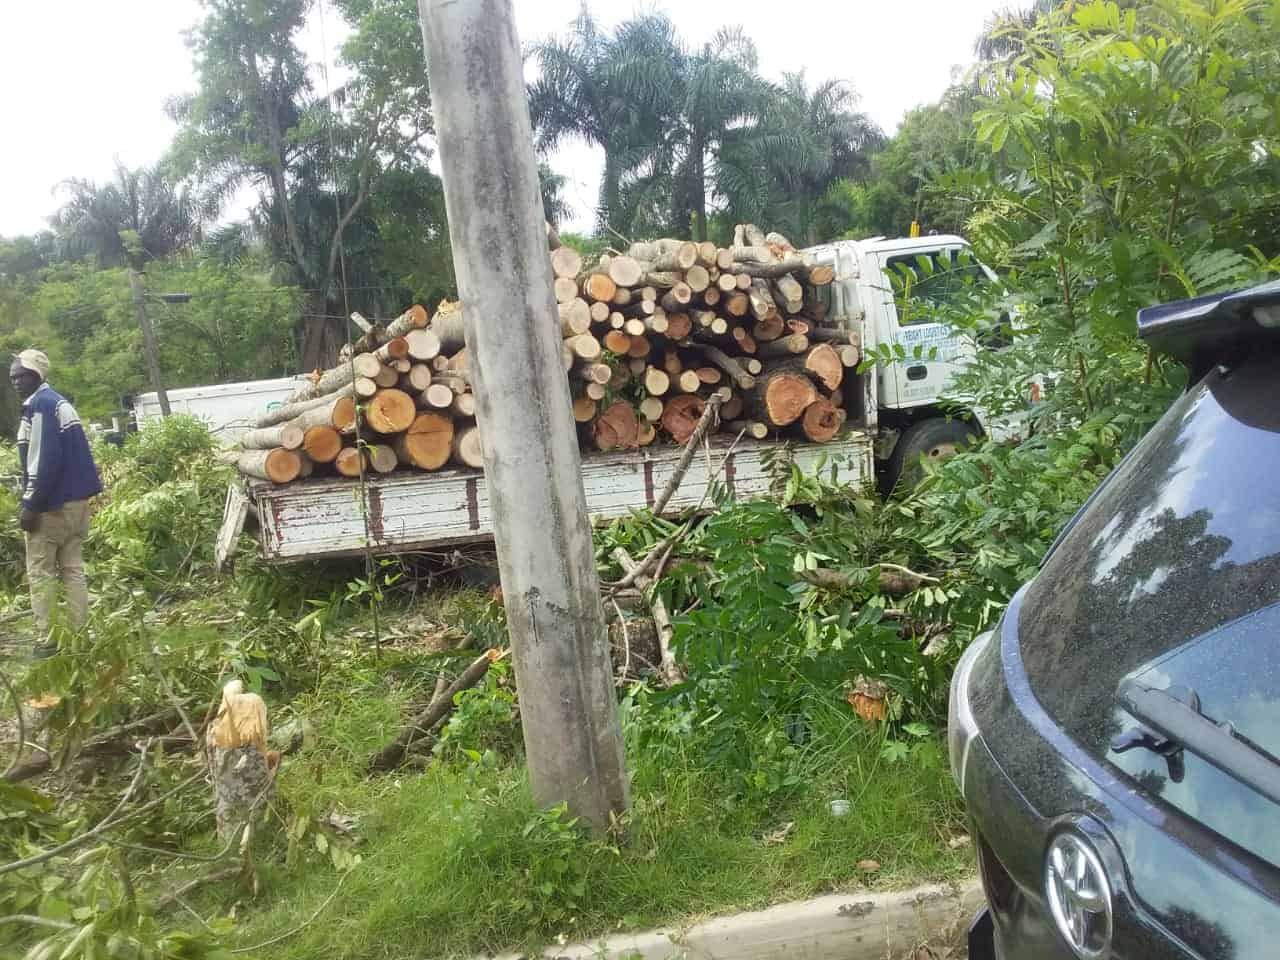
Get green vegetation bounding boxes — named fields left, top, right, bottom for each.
left=2, top=0, right=1279, bottom=958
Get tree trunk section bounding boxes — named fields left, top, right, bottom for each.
left=451, top=424, right=484, bottom=469
left=368, top=444, right=399, bottom=474
left=222, top=448, right=301, bottom=483
left=207, top=681, right=272, bottom=842
left=748, top=369, right=818, bottom=429
left=366, top=389, right=417, bottom=433
left=756, top=333, right=810, bottom=359
left=551, top=246, right=583, bottom=279
left=303, top=425, right=342, bottom=464
left=395, top=413, right=454, bottom=470
left=239, top=422, right=304, bottom=451
left=335, top=447, right=366, bottom=477
left=593, top=401, right=639, bottom=451
left=798, top=398, right=843, bottom=443
left=661, top=393, right=705, bottom=443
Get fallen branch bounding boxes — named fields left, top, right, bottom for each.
left=1, top=670, right=24, bottom=779
left=612, top=548, right=683, bottom=686
left=651, top=395, right=723, bottom=517
left=801, top=563, right=940, bottom=596
left=367, top=650, right=505, bottom=772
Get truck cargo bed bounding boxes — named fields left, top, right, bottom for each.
left=224, top=434, right=872, bottom=564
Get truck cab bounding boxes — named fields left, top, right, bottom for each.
left=805, top=234, right=1004, bottom=492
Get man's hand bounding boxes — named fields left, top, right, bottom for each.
left=18, top=508, right=39, bottom=534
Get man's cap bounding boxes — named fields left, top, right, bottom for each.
left=14, top=349, right=50, bottom=381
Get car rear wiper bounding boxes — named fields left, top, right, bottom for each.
left=1116, top=679, right=1280, bottom=806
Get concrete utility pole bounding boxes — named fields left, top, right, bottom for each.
left=128, top=268, right=171, bottom=417
left=417, top=0, right=629, bottom=828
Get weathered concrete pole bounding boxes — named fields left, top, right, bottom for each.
left=416, top=0, right=629, bottom=828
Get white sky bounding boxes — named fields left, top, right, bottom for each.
left=0, top=0, right=997, bottom=239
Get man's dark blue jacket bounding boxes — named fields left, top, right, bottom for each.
left=17, top=382, right=103, bottom=512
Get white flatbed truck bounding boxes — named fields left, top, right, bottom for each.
left=217, top=234, right=1015, bottom=566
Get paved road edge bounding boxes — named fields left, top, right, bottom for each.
left=489, top=878, right=983, bottom=959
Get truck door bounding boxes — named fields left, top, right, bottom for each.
left=874, top=247, right=982, bottom=410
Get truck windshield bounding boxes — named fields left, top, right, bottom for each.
left=885, top=249, right=989, bottom=325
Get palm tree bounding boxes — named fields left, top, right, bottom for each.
left=528, top=7, right=682, bottom=238
left=49, top=162, right=198, bottom=268
left=757, top=74, right=886, bottom=245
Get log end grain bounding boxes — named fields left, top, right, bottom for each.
left=367, top=389, right=417, bottom=433
left=661, top=394, right=705, bottom=444
left=303, top=425, right=342, bottom=464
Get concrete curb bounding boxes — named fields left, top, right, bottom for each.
left=491, top=879, right=983, bottom=959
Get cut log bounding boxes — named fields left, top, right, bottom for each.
left=639, top=396, right=664, bottom=422
left=757, top=333, right=810, bottom=359
left=696, top=241, right=718, bottom=266
left=695, top=344, right=756, bottom=390
left=593, top=400, right=639, bottom=451
left=573, top=396, right=598, bottom=423
left=560, top=298, right=592, bottom=337
left=630, top=240, right=698, bottom=271
left=402, top=364, right=432, bottom=393
left=566, top=333, right=602, bottom=361
left=405, top=328, right=442, bottom=361
left=787, top=318, right=811, bottom=336
left=729, top=244, right=774, bottom=264
left=628, top=357, right=647, bottom=376
left=603, top=330, right=632, bottom=354
left=684, top=265, right=710, bottom=293
left=627, top=335, right=652, bottom=359
left=610, top=364, right=632, bottom=389
left=765, top=230, right=793, bottom=249
left=586, top=382, right=607, bottom=401
left=554, top=276, right=580, bottom=304
left=721, top=394, right=744, bottom=420
left=250, top=383, right=355, bottom=429
left=738, top=332, right=758, bottom=354
left=744, top=357, right=763, bottom=375
left=774, top=275, right=805, bottom=313
left=730, top=257, right=805, bottom=279
left=333, top=395, right=357, bottom=434
left=807, top=326, right=856, bottom=345
left=366, top=389, right=417, bottom=433
left=394, top=413, right=454, bottom=470
left=431, top=356, right=451, bottom=372
left=375, top=336, right=410, bottom=363
left=708, top=316, right=728, bottom=336
left=349, top=304, right=428, bottom=354
left=661, top=284, right=693, bottom=311
left=612, top=547, right=683, bottom=686
left=368, top=444, right=399, bottom=474
left=798, top=397, right=843, bottom=443
left=696, top=367, right=721, bottom=385
left=802, top=263, right=835, bottom=286
left=589, top=300, right=611, bottom=323
left=451, top=392, right=477, bottom=418
left=747, top=279, right=777, bottom=321
left=660, top=393, right=706, bottom=444
left=666, top=312, right=692, bottom=340
left=716, top=247, right=735, bottom=270
left=354, top=376, right=378, bottom=399
left=637, top=419, right=657, bottom=446
left=743, top=223, right=768, bottom=246
left=611, top=286, right=632, bottom=307
left=303, top=425, right=342, bottom=464
left=286, top=352, right=382, bottom=404
left=392, top=358, right=412, bottom=374
left=676, top=370, right=702, bottom=394
left=581, top=272, right=617, bottom=303
left=802, top=343, right=844, bottom=391
left=716, top=272, right=738, bottom=293
left=702, top=287, right=721, bottom=308
left=639, top=271, right=681, bottom=289
left=452, top=423, right=484, bottom=469
left=838, top=344, right=860, bottom=367
left=447, top=350, right=470, bottom=374
left=607, top=255, right=643, bottom=288
left=374, top=364, right=400, bottom=388
left=609, top=311, right=626, bottom=329
left=646, top=312, right=669, bottom=335
left=726, top=419, right=768, bottom=440
left=622, top=298, right=656, bottom=317
left=295, top=452, right=314, bottom=479
left=662, top=350, right=683, bottom=377
left=335, top=446, right=366, bottom=477
left=421, top=382, right=456, bottom=410
left=223, top=448, right=301, bottom=483
left=430, top=300, right=468, bottom=353
left=551, top=245, right=583, bottom=279
left=748, top=369, right=818, bottom=429
left=239, top=421, right=304, bottom=451
left=574, top=360, right=612, bottom=385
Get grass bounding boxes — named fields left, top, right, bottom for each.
left=200, top=628, right=969, bottom=960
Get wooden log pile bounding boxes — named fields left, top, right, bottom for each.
left=223, top=224, right=856, bottom=485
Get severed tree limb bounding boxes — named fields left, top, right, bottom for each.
left=612, top=548, right=684, bottom=687
left=801, top=563, right=941, bottom=596
left=367, top=651, right=505, bottom=772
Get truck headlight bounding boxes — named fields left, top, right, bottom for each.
left=948, top=630, right=993, bottom=794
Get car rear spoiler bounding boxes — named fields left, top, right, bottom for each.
left=1138, top=280, right=1280, bottom=379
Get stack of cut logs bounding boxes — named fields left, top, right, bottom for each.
left=220, top=223, right=857, bottom=484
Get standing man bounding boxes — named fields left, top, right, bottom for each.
left=10, top=349, right=102, bottom=652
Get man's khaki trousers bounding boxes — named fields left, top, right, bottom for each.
left=24, top=499, right=92, bottom=637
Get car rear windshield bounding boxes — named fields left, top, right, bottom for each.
left=1020, top=349, right=1280, bottom=763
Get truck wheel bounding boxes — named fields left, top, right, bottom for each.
left=880, top=419, right=979, bottom=496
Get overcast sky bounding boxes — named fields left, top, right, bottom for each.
left=0, top=0, right=997, bottom=239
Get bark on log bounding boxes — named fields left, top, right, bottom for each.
left=239, top=422, right=304, bottom=451
left=660, top=394, right=706, bottom=444
left=612, top=547, right=683, bottom=686
left=366, top=389, right=417, bottom=433
left=593, top=400, right=639, bottom=451
left=395, top=413, right=454, bottom=470
left=716, top=247, right=735, bottom=270
left=748, top=279, right=778, bottom=321
left=335, top=447, right=366, bottom=477
left=730, top=257, right=806, bottom=279
left=749, top=369, right=818, bottom=429
left=349, top=304, right=428, bottom=354
left=207, top=680, right=273, bottom=842
left=729, top=244, right=774, bottom=264
left=661, top=284, right=693, bottom=311
left=221, top=448, right=301, bottom=483
left=757, top=333, right=810, bottom=359
left=374, top=336, right=410, bottom=363
left=287, top=352, right=381, bottom=404
left=807, top=325, right=855, bottom=345
left=774, top=274, right=805, bottom=313
left=630, top=240, right=698, bottom=270
left=430, top=301, right=468, bottom=353
left=574, top=360, right=613, bottom=385
left=551, top=246, right=583, bottom=279
left=798, top=398, right=844, bottom=443
left=694, top=344, right=756, bottom=390
left=250, top=383, right=355, bottom=429
left=303, top=425, right=342, bottom=464
left=451, top=424, right=484, bottom=468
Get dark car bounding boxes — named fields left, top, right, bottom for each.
left=950, top=280, right=1280, bottom=959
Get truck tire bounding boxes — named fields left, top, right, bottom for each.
left=880, top=418, right=979, bottom=496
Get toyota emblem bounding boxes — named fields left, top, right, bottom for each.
left=1045, top=832, right=1113, bottom=958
